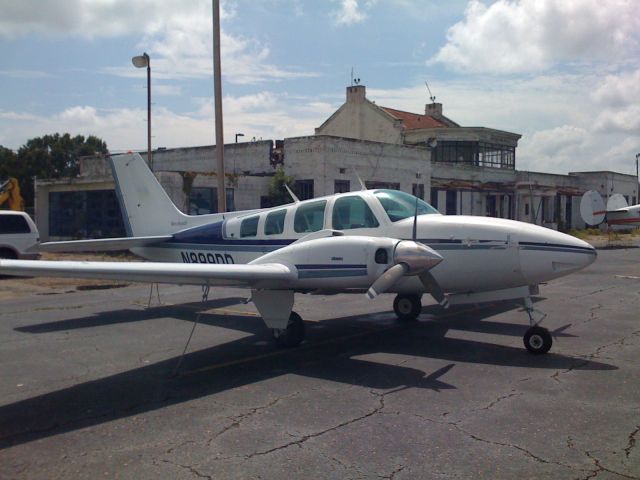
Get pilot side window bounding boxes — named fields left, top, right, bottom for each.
left=240, top=216, right=259, bottom=237
left=294, top=200, right=326, bottom=233
left=332, top=196, right=379, bottom=230
left=264, top=209, right=286, bottom=235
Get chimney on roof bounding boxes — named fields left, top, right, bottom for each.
left=425, top=102, right=443, bottom=117
left=346, top=85, right=366, bottom=104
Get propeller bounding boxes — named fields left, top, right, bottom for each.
left=366, top=263, right=407, bottom=299
left=366, top=240, right=443, bottom=299
left=366, top=195, right=450, bottom=308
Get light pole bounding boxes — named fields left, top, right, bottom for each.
left=212, top=0, right=226, bottom=213
left=132, top=52, right=152, bottom=170
left=235, top=133, right=245, bottom=143
left=636, top=152, right=639, bottom=203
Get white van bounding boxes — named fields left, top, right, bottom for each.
left=0, top=211, right=40, bottom=259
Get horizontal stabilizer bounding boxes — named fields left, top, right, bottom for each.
left=36, top=235, right=174, bottom=253
left=0, top=259, right=294, bottom=288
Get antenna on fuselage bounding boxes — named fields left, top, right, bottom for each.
left=412, top=196, right=419, bottom=241
left=351, top=167, right=367, bottom=191
left=284, top=183, right=300, bottom=203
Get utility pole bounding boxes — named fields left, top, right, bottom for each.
left=212, top=0, right=226, bottom=213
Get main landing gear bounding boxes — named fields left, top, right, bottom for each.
left=523, top=297, right=552, bottom=355
left=393, top=294, right=422, bottom=322
left=272, top=311, right=305, bottom=348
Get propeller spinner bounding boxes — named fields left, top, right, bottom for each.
left=366, top=240, right=443, bottom=299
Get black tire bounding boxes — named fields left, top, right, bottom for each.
left=393, top=295, right=422, bottom=322
left=523, top=326, right=553, bottom=355
left=272, top=311, right=305, bottom=348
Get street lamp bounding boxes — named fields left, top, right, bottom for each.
left=131, top=52, right=152, bottom=170
left=636, top=152, right=639, bottom=203
left=235, top=133, right=245, bottom=143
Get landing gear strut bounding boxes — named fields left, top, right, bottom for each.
left=393, top=294, right=422, bottom=322
left=523, top=297, right=552, bottom=354
left=272, top=311, right=305, bottom=348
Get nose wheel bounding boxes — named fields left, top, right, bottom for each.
left=523, top=297, right=552, bottom=354
left=393, top=294, right=422, bottom=322
left=523, top=325, right=552, bottom=354
left=272, top=311, right=305, bottom=348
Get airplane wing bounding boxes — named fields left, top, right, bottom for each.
left=36, top=235, right=173, bottom=253
left=0, top=259, right=294, bottom=288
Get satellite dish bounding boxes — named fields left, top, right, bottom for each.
left=580, top=190, right=606, bottom=226
left=607, top=193, right=628, bottom=211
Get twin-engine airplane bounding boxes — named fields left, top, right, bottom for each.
left=0, top=153, right=597, bottom=354
left=580, top=190, right=640, bottom=227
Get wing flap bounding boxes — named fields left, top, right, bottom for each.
left=0, top=259, right=294, bottom=288
left=36, top=235, right=173, bottom=253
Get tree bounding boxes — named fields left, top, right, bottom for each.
left=0, top=133, right=108, bottom=208
left=264, top=168, right=295, bottom=207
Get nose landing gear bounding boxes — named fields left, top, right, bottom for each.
left=393, top=294, right=422, bottom=322
left=523, top=297, right=552, bottom=354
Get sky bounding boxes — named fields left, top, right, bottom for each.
left=0, top=0, right=638, bottom=175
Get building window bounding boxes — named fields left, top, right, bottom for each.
left=412, top=183, right=424, bottom=199
left=446, top=190, right=457, bottom=215
left=294, top=180, right=314, bottom=201
left=430, top=188, right=438, bottom=209
left=189, top=187, right=235, bottom=214
left=334, top=179, right=350, bottom=193
left=366, top=181, right=400, bottom=190
left=432, top=141, right=515, bottom=169
left=49, top=190, right=125, bottom=238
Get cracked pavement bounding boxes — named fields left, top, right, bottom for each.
left=0, top=248, right=639, bottom=479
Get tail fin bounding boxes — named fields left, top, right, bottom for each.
left=109, top=153, right=223, bottom=237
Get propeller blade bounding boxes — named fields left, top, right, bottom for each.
left=419, top=271, right=450, bottom=309
left=366, top=263, right=407, bottom=299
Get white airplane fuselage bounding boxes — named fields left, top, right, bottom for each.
left=129, top=189, right=596, bottom=296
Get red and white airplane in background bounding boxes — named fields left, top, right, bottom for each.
left=0, top=153, right=597, bottom=354
left=581, top=191, right=640, bottom=227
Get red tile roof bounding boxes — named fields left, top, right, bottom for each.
left=380, top=107, right=455, bottom=130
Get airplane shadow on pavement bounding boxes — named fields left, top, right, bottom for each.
left=1, top=299, right=614, bottom=449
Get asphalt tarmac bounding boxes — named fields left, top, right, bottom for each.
left=0, top=248, right=639, bottom=479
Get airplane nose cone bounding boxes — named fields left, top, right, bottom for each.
left=519, top=226, right=597, bottom=284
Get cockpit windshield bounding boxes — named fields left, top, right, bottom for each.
left=373, top=189, right=440, bottom=222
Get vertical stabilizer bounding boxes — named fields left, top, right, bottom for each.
left=109, top=153, right=222, bottom=237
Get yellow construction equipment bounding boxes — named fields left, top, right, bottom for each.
left=0, top=178, right=25, bottom=211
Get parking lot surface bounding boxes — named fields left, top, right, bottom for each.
left=0, top=248, right=639, bottom=479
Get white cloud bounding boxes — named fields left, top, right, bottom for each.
left=331, top=0, right=369, bottom=26
left=0, top=91, right=330, bottom=151
left=592, top=69, right=640, bottom=108
left=1, top=0, right=316, bottom=85
left=432, top=0, right=640, bottom=73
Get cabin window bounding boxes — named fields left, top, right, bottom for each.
left=294, top=200, right=326, bottom=233
left=332, top=196, right=379, bottom=230
left=373, top=190, right=439, bottom=222
left=264, top=209, right=286, bottom=235
left=240, top=216, right=259, bottom=237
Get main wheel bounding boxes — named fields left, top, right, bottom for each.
left=272, top=311, right=305, bottom=348
left=523, top=326, right=552, bottom=354
left=393, top=295, right=422, bottom=322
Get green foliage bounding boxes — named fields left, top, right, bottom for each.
left=265, top=168, right=295, bottom=207
left=0, top=133, right=108, bottom=207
